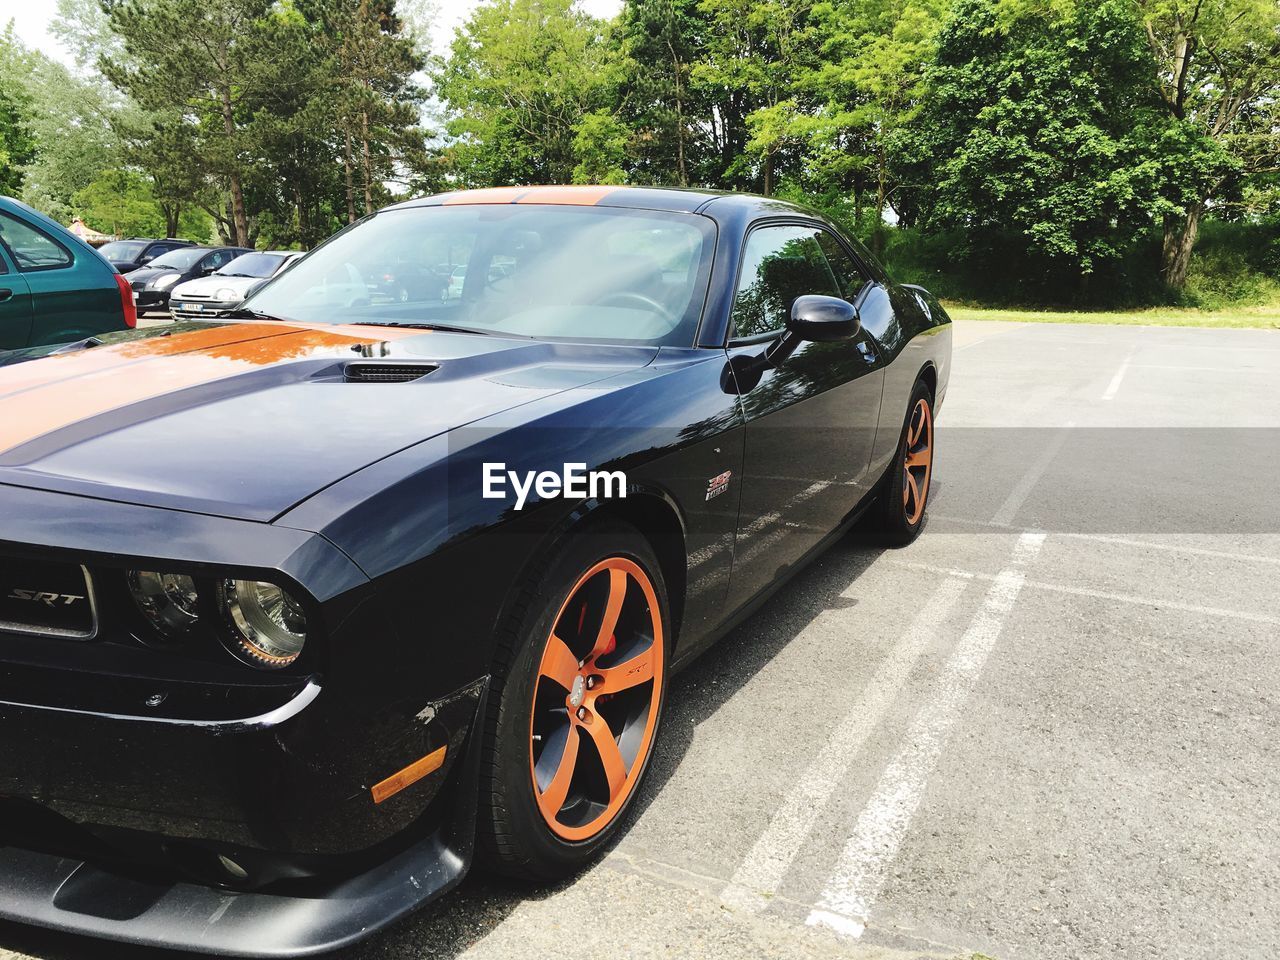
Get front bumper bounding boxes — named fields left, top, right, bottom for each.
left=0, top=484, right=487, bottom=951
left=0, top=827, right=467, bottom=957
left=131, top=288, right=171, bottom=311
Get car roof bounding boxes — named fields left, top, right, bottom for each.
left=386, top=184, right=813, bottom=217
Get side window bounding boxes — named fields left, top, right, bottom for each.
left=0, top=213, right=73, bottom=271
left=730, top=225, right=840, bottom=340
left=816, top=230, right=871, bottom=301
left=207, top=250, right=233, bottom=270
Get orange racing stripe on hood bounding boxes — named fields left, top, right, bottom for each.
left=0, top=324, right=422, bottom=456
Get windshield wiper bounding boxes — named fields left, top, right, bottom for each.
left=349, top=321, right=508, bottom=337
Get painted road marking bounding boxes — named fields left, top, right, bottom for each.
left=806, top=532, right=1046, bottom=938
left=1101, top=350, right=1135, bottom=401
left=720, top=576, right=970, bottom=914
left=933, top=512, right=1280, bottom=567
left=991, top=423, right=1074, bottom=526
left=886, top=558, right=1280, bottom=626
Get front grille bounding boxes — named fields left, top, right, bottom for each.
left=0, top=557, right=97, bottom=639
left=344, top=362, right=436, bottom=383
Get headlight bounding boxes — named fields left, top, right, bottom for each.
left=151, top=273, right=180, bottom=290
left=219, top=579, right=308, bottom=668
left=215, top=288, right=239, bottom=301
left=129, top=570, right=200, bottom=636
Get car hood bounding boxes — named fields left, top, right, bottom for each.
left=127, top=266, right=180, bottom=285
left=0, top=321, right=657, bottom=521
left=172, top=274, right=262, bottom=299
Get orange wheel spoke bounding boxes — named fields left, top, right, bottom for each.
left=540, top=634, right=580, bottom=690
left=536, top=725, right=579, bottom=821
left=591, top=568, right=627, bottom=661
left=596, top=646, right=655, bottom=693
left=906, top=471, right=920, bottom=511
left=905, top=446, right=930, bottom=469
left=584, top=715, right=627, bottom=797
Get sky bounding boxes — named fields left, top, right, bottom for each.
left=6, top=0, right=625, bottom=67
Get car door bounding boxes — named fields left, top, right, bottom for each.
left=0, top=243, right=33, bottom=349
left=723, top=221, right=886, bottom=611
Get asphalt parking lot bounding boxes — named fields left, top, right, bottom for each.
left=3, top=317, right=1278, bottom=960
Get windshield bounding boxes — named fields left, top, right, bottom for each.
left=217, top=252, right=286, bottom=278
left=99, top=240, right=147, bottom=260
left=245, top=205, right=715, bottom=346
left=150, top=248, right=207, bottom=270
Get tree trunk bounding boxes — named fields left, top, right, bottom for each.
left=219, top=84, right=249, bottom=246
left=360, top=109, right=374, bottom=215
left=343, top=130, right=358, bottom=224
left=762, top=152, right=773, bottom=197
left=163, top=204, right=179, bottom=238
left=1161, top=199, right=1203, bottom=289
left=871, top=160, right=887, bottom=257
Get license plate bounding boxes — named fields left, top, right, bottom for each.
left=188, top=302, right=203, bottom=311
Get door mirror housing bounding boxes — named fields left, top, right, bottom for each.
left=760, top=294, right=861, bottom=370
left=788, top=294, right=860, bottom=342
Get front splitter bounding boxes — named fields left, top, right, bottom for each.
left=0, top=830, right=467, bottom=957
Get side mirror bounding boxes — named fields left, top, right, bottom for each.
left=788, top=294, right=860, bottom=341
left=761, top=294, right=860, bottom=369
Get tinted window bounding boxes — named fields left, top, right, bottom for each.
left=246, top=206, right=715, bottom=346
left=730, top=225, right=840, bottom=340
left=816, top=231, right=869, bottom=300
left=149, top=248, right=207, bottom=270
left=0, top=214, right=73, bottom=271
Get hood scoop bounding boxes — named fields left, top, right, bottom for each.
left=343, top=361, right=438, bottom=384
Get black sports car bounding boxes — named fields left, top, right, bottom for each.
left=0, top=186, right=951, bottom=955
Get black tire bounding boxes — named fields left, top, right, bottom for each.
left=870, top=379, right=935, bottom=546
left=477, top=519, right=669, bottom=881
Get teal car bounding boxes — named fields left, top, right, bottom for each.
left=0, top=196, right=135, bottom=350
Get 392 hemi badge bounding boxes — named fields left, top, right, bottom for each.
left=705, top=469, right=732, bottom=501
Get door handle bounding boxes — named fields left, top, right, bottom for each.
left=0, top=288, right=12, bottom=303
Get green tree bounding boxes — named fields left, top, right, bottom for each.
left=435, top=0, right=622, bottom=185
left=908, top=0, right=1195, bottom=296
left=614, top=0, right=708, bottom=186
left=72, top=167, right=165, bottom=236
left=571, top=109, right=631, bottom=183
left=692, top=0, right=816, bottom=193
left=1131, top=0, right=1280, bottom=286
left=102, top=0, right=277, bottom=245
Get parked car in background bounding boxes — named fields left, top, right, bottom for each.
left=0, top=196, right=135, bottom=349
left=128, top=245, right=252, bottom=316
left=169, top=250, right=302, bottom=320
left=97, top=237, right=195, bottom=274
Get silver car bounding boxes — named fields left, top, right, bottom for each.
left=169, top=250, right=302, bottom=319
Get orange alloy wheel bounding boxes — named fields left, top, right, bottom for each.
left=528, top=556, right=664, bottom=842
left=903, top=398, right=933, bottom=524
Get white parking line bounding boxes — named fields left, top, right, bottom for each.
left=991, top=423, right=1074, bottom=526
left=933, top=512, right=1280, bottom=567
left=806, top=532, right=1045, bottom=938
left=887, top=558, right=1280, bottom=626
left=720, top=576, right=970, bottom=914
left=1101, top=351, right=1134, bottom=401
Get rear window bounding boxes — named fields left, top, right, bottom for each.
left=0, top=214, right=73, bottom=271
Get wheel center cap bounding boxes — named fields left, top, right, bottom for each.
left=569, top=675, right=586, bottom=709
